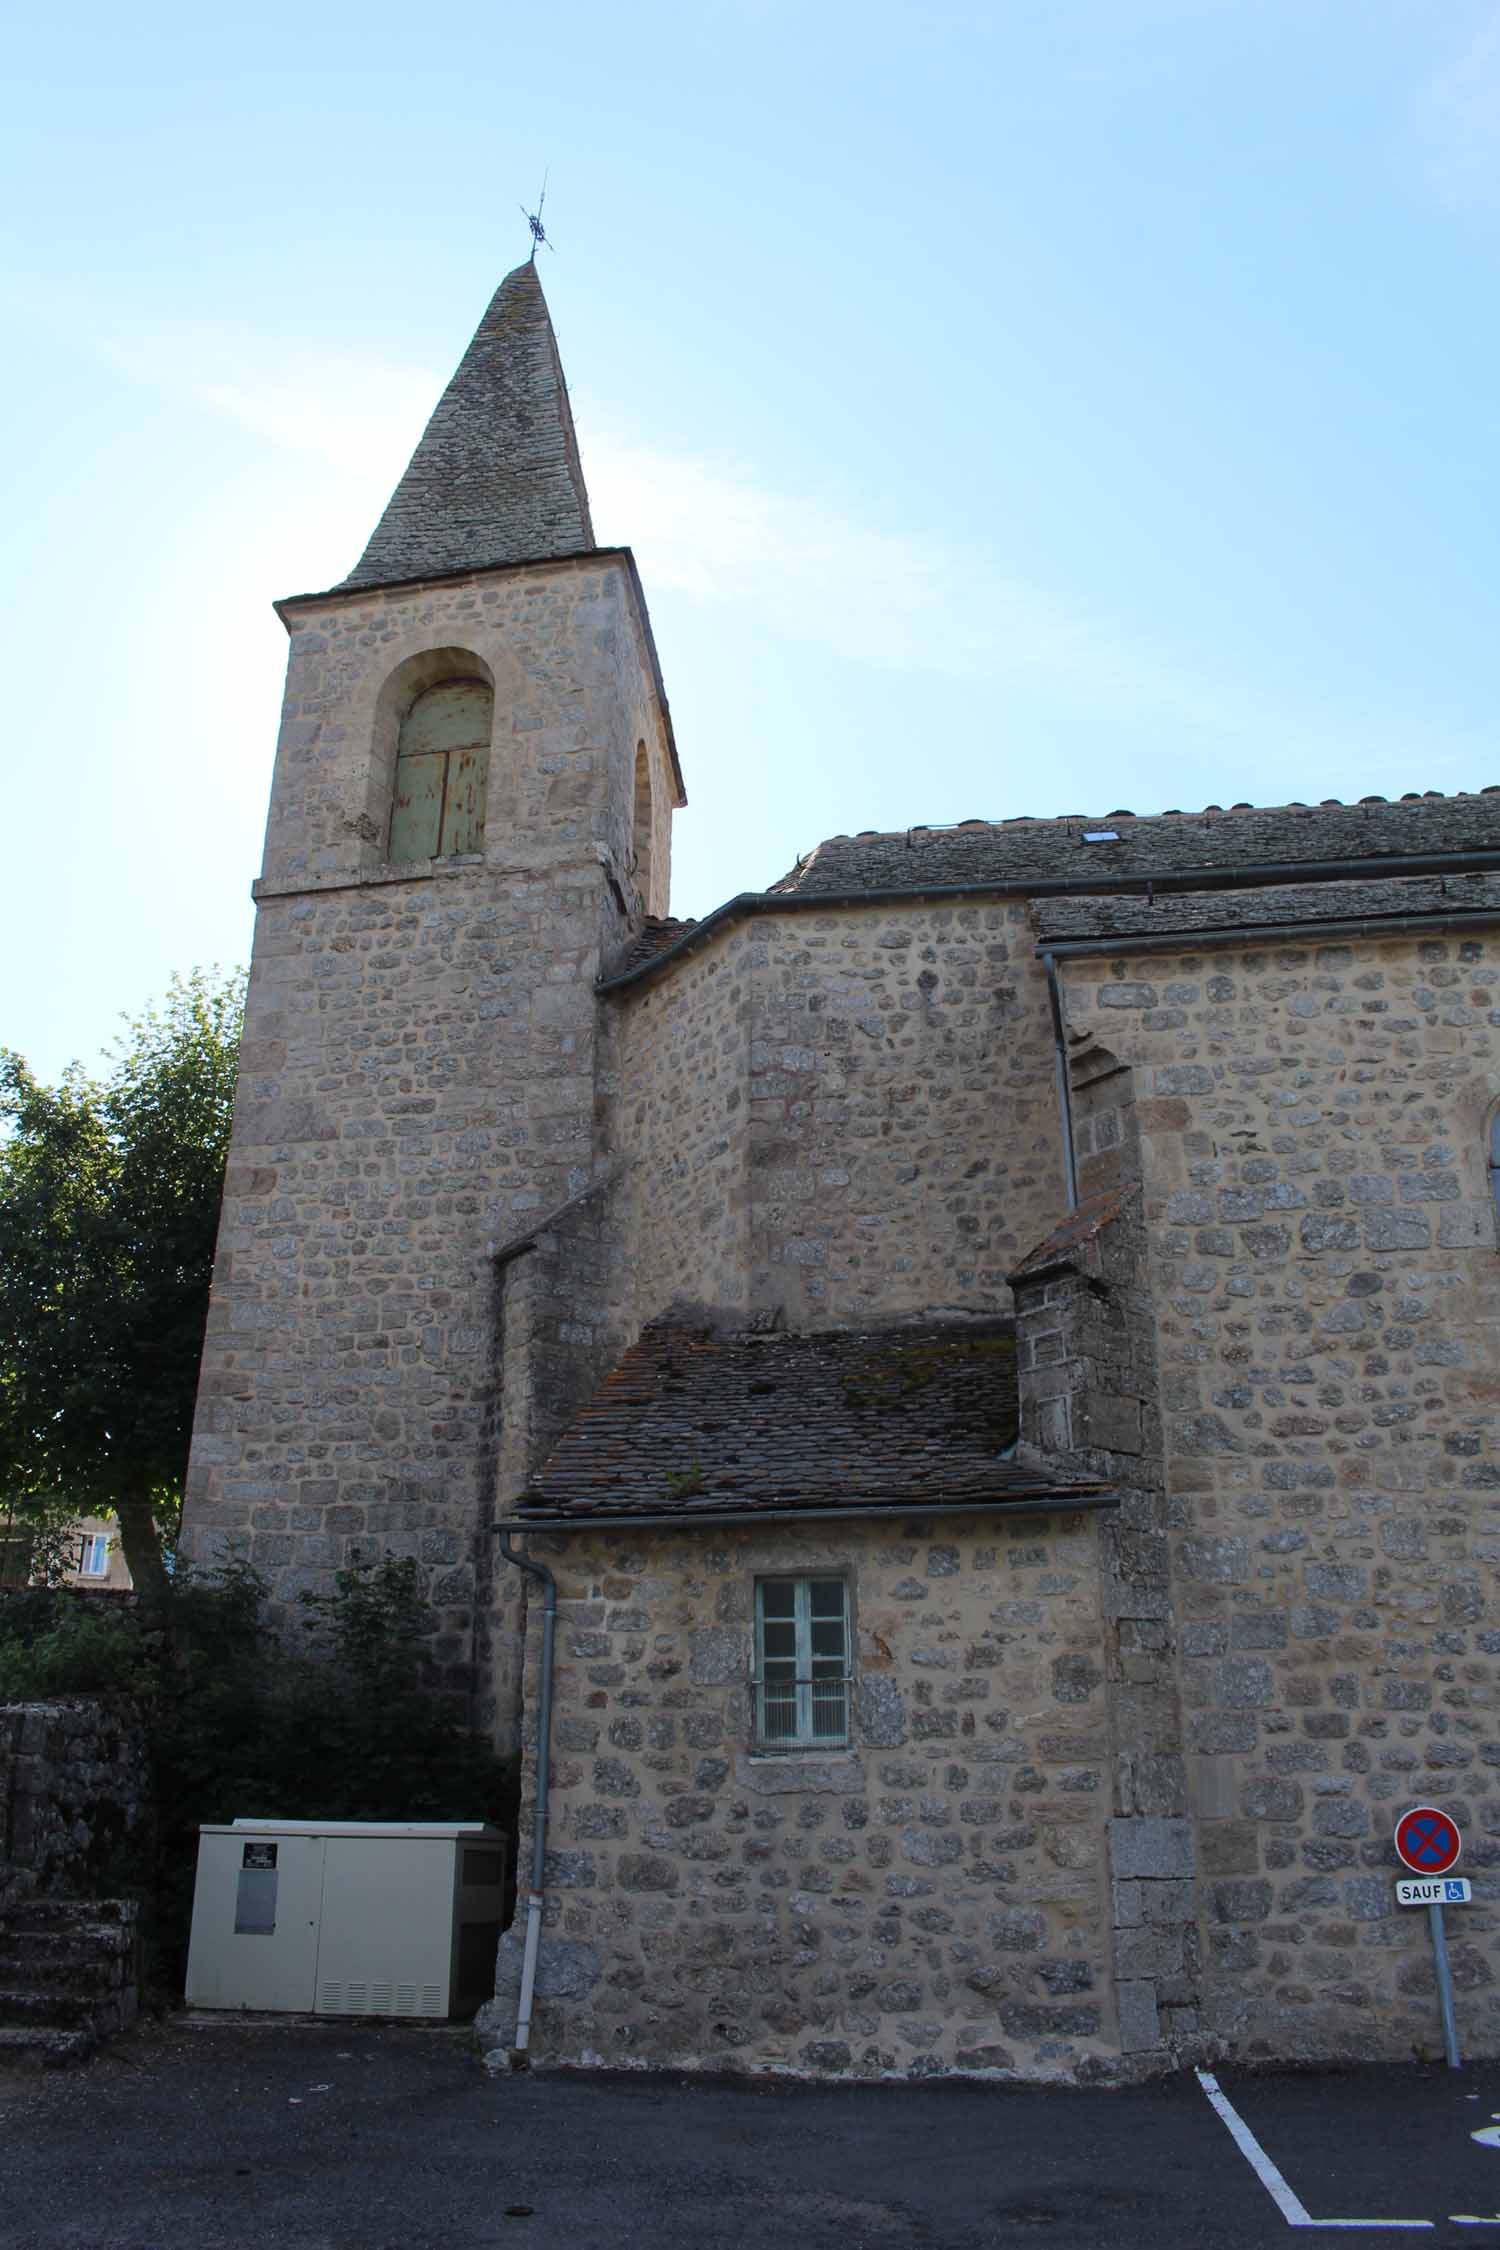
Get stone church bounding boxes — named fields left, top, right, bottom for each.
left=183, top=260, right=1500, bottom=2082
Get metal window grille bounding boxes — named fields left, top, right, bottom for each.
left=753, top=1576, right=850, bottom=1750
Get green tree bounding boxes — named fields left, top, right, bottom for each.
left=0, top=970, right=245, bottom=1610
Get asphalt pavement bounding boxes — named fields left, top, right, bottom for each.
left=2, top=2019, right=1500, bottom=2250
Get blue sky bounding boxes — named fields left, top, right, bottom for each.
left=4, top=0, right=1500, bottom=1080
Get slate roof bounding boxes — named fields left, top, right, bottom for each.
left=610, top=916, right=699, bottom=977
left=513, top=1320, right=1104, bottom=1524
left=341, top=262, right=595, bottom=590
left=770, top=791, right=1500, bottom=899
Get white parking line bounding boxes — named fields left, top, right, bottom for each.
left=1195, top=2069, right=1434, bottom=2231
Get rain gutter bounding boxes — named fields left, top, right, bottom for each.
left=1037, top=906, right=1500, bottom=961
left=493, top=1490, right=1114, bottom=1535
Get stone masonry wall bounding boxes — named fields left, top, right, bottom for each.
left=617, top=922, right=756, bottom=1328
left=616, top=900, right=1067, bottom=1333
left=258, top=558, right=666, bottom=897
left=1070, top=1039, right=1142, bottom=1202
left=480, top=1514, right=1119, bottom=2080
left=1014, top=1190, right=1199, bottom=2063
left=0, top=1701, right=149, bottom=1913
left=183, top=562, right=663, bottom=1694
left=1060, top=929, right=1500, bottom=2063
left=485, top=1192, right=635, bottom=1744
left=745, top=905, right=1065, bottom=1326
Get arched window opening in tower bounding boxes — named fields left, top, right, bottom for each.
left=389, top=677, right=493, bottom=861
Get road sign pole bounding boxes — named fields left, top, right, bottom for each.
left=1428, top=1900, right=1461, bottom=2070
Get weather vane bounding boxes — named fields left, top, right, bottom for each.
left=520, top=173, right=553, bottom=260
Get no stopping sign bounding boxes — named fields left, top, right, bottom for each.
left=1394, top=1805, right=1462, bottom=1877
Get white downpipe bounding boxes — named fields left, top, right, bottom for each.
left=515, top=1891, right=545, bottom=2052
left=495, top=1530, right=558, bottom=2061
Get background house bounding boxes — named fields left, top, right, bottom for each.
left=0, top=1509, right=130, bottom=1593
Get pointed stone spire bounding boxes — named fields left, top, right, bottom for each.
left=341, top=261, right=595, bottom=590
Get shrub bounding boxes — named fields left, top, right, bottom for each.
left=0, top=1590, right=149, bottom=1701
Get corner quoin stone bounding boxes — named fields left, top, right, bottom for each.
left=1116, top=1978, right=1163, bottom=2054
left=490, top=1932, right=601, bottom=2001
left=1108, top=1818, right=1195, bottom=1881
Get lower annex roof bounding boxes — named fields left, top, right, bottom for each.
left=508, top=1320, right=1106, bottom=1529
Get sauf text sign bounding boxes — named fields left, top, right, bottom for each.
left=1396, top=1877, right=1472, bottom=1908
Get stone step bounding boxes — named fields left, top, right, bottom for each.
left=0, top=1985, right=97, bottom=2029
left=0, top=1899, right=142, bottom=2061
left=0, top=1945, right=123, bottom=1996
left=3, top=1897, right=136, bottom=1932
left=0, top=2023, right=96, bottom=2069
left=0, top=1922, right=135, bottom=1965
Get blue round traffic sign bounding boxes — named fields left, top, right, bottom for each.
left=1394, top=1804, right=1462, bottom=1876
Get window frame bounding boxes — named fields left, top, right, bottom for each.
left=751, top=1574, right=852, bottom=1753
left=77, top=1532, right=110, bottom=1578
left=388, top=676, right=493, bottom=864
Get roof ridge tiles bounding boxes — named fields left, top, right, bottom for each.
left=781, top=784, right=1498, bottom=857
left=758, top=788, right=1500, bottom=907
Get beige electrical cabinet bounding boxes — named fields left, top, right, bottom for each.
left=185, top=1819, right=508, bottom=2019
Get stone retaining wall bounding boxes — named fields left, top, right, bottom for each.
left=0, top=1701, right=149, bottom=1912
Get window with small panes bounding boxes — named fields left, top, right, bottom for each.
left=753, top=1576, right=851, bottom=1750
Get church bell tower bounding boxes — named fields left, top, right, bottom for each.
left=180, top=263, right=684, bottom=1722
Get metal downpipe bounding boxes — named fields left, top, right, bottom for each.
left=1043, top=949, right=1079, bottom=1213
left=495, top=1529, right=557, bottom=2060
